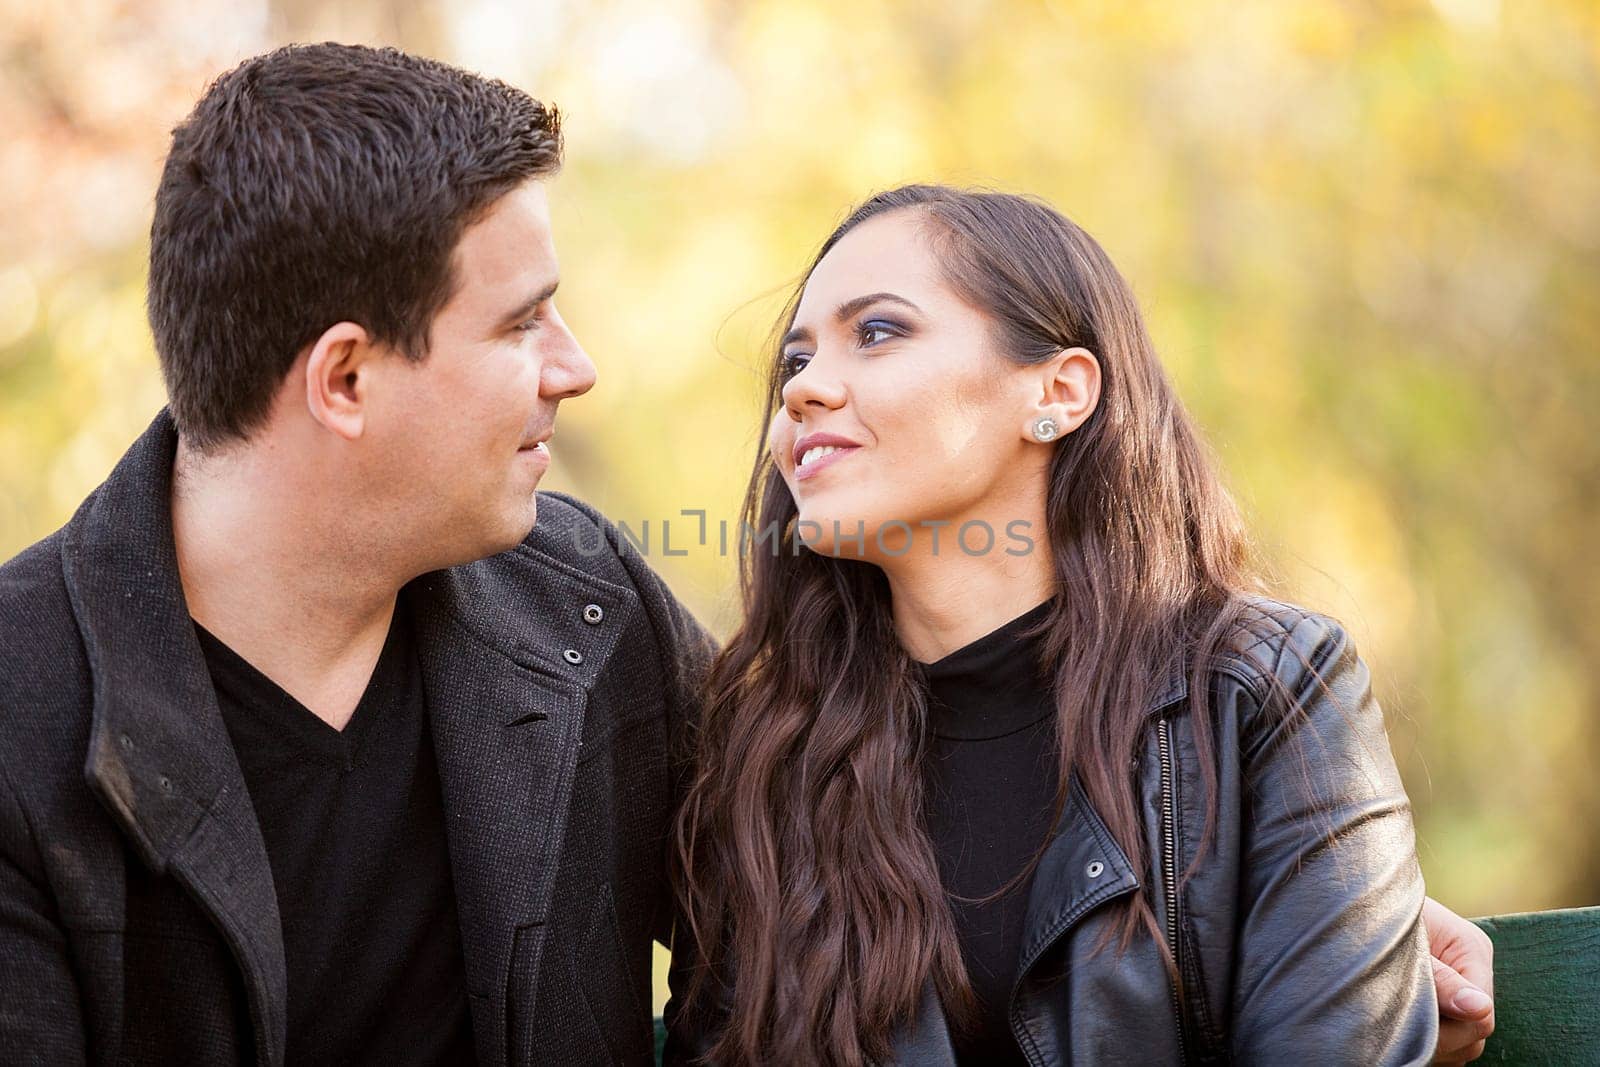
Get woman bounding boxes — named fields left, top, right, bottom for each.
left=663, top=184, right=1460, bottom=1065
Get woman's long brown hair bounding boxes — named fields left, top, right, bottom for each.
left=671, top=185, right=1272, bottom=1065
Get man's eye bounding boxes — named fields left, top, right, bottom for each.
left=515, top=304, right=551, bottom=334
left=780, top=353, right=811, bottom=379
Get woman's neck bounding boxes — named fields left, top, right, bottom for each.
left=881, top=535, right=1056, bottom=663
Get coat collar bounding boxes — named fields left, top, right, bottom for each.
left=60, top=411, right=241, bottom=866
left=62, top=410, right=290, bottom=1064
left=61, top=409, right=640, bottom=1067
left=405, top=520, right=641, bottom=1064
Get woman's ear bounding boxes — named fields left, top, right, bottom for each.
left=302, top=321, right=376, bottom=442
left=1023, top=346, right=1101, bottom=442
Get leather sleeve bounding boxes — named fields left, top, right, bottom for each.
left=1226, top=610, right=1438, bottom=1065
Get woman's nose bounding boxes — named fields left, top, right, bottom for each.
left=781, top=360, right=847, bottom=420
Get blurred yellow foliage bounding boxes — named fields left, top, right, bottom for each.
left=2, top=0, right=1596, bottom=1014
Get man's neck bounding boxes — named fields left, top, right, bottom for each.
left=170, top=439, right=404, bottom=731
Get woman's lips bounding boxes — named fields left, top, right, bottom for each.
left=794, top=445, right=859, bottom=482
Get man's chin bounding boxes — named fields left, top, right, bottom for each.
left=498, top=495, right=541, bottom=549
left=448, top=499, right=541, bottom=566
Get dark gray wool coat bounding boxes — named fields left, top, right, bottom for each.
left=0, top=410, right=716, bottom=1066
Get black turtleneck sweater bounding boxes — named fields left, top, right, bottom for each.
left=916, top=598, right=1060, bottom=1067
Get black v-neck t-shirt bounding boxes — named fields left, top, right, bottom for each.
left=194, top=599, right=476, bottom=1064
left=916, top=597, right=1060, bottom=1067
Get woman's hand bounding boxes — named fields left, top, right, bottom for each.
left=1424, top=895, right=1496, bottom=1064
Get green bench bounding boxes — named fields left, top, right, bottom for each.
left=1469, top=906, right=1600, bottom=1062
left=649, top=906, right=1600, bottom=1063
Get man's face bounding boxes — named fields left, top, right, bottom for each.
left=362, top=179, right=595, bottom=569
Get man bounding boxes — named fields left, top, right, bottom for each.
left=0, top=43, right=1493, bottom=1066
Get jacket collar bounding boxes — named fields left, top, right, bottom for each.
left=1009, top=665, right=1188, bottom=1050
left=889, top=772, right=1149, bottom=1066
left=897, top=667, right=1188, bottom=1063
left=1148, top=651, right=1188, bottom=721
left=1016, top=772, right=1144, bottom=972
left=61, top=409, right=641, bottom=1067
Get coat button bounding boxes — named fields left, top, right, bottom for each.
left=582, top=603, right=604, bottom=625
left=1086, top=860, right=1105, bottom=878
left=563, top=648, right=584, bottom=665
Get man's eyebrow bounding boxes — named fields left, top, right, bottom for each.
left=780, top=291, right=923, bottom=349
left=497, top=279, right=560, bottom=329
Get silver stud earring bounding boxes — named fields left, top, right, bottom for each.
left=1031, top=416, right=1060, bottom=443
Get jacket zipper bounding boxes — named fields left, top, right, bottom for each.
left=1157, top=714, right=1189, bottom=1063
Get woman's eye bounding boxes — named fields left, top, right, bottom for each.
left=857, top=319, right=901, bottom=346
left=780, top=353, right=811, bottom=379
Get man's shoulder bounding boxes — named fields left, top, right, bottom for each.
left=514, top=490, right=643, bottom=589
left=430, top=491, right=657, bottom=632
left=525, top=490, right=612, bottom=556
left=0, top=527, right=86, bottom=678
left=0, top=526, right=95, bottom=774
left=0, top=525, right=67, bottom=593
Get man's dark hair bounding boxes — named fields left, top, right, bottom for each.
left=147, top=42, right=563, bottom=449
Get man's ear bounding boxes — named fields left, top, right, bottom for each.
left=303, top=321, right=376, bottom=442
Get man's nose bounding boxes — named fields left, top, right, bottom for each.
left=543, top=323, right=597, bottom=400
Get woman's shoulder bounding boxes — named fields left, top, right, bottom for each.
left=1206, top=594, right=1363, bottom=710
left=1199, top=594, right=1400, bottom=777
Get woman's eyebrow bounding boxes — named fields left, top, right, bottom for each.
left=782, top=291, right=924, bottom=348
left=835, top=291, right=922, bottom=321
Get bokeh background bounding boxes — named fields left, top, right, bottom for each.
left=3, top=0, right=1596, bottom=1014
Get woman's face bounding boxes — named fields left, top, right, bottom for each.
left=767, top=208, right=1092, bottom=562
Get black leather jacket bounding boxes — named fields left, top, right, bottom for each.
left=664, top=598, right=1439, bottom=1065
